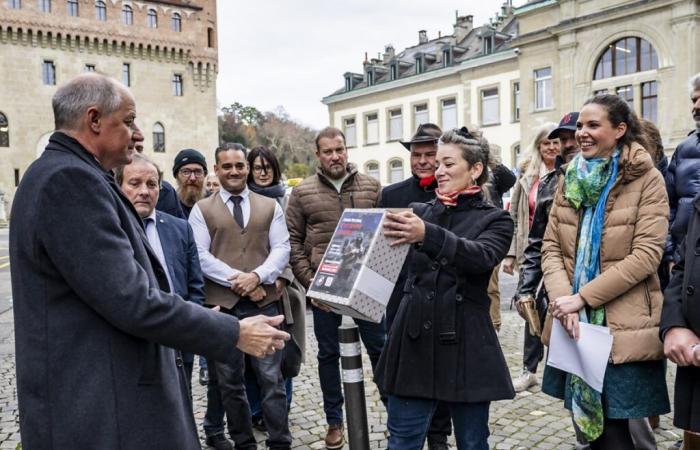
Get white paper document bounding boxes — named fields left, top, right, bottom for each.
left=546, top=320, right=613, bottom=393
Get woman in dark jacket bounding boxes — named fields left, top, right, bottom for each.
left=661, top=191, right=700, bottom=449
left=376, top=127, right=515, bottom=450
left=247, top=145, right=288, bottom=209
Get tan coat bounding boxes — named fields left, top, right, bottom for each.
left=541, top=143, right=669, bottom=363
left=285, top=167, right=381, bottom=288
left=508, top=165, right=542, bottom=267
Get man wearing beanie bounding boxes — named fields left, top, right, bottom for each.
left=173, top=148, right=208, bottom=217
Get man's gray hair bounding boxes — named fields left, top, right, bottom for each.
left=690, top=72, right=700, bottom=94
left=52, top=73, right=125, bottom=130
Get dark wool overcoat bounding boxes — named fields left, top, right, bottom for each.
left=10, top=132, right=240, bottom=449
left=376, top=194, right=515, bottom=402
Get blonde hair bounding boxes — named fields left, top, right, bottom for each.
left=522, top=122, right=558, bottom=179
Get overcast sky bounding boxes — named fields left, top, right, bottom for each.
left=215, top=1, right=525, bottom=130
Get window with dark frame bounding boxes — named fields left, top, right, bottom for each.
left=415, top=56, right=423, bottom=74
left=95, top=0, right=106, bottom=21
left=390, top=64, right=398, bottom=81
left=171, top=12, right=182, bottom=32
left=207, top=27, right=215, bottom=48
left=67, top=0, right=78, bottom=16
left=641, top=81, right=658, bottom=123
left=512, top=81, right=520, bottom=122
left=594, top=37, right=658, bottom=80
left=0, top=113, right=9, bottom=147
left=442, top=48, right=452, bottom=67
left=172, top=74, right=183, bottom=96
left=38, top=0, right=50, bottom=13
left=122, top=63, right=130, bottom=87
left=42, top=60, right=56, bottom=85
left=122, top=4, right=133, bottom=25
left=366, top=70, right=375, bottom=86
left=616, top=85, right=634, bottom=110
left=153, top=123, right=165, bottom=153
left=147, top=9, right=157, bottom=28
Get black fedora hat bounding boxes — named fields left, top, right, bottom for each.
left=400, top=123, right=442, bottom=150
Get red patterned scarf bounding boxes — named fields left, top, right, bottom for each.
left=435, top=185, right=481, bottom=207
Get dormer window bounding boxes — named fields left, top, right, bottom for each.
left=345, top=75, right=352, bottom=92
left=367, top=69, right=375, bottom=86
left=483, top=36, right=494, bottom=54
left=442, top=48, right=452, bottom=67
left=390, top=64, right=398, bottom=81
left=415, top=56, right=424, bottom=74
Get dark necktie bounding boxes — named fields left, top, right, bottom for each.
left=231, top=196, right=244, bottom=228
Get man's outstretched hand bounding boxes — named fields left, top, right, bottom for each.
left=237, top=315, right=289, bottom=358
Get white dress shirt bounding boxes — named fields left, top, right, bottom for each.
left=143, top=210, right=174, bottom=292
left=188, top=186, right=290, bottom=287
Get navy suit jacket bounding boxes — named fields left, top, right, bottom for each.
left=155, top=210, right=205, bottom=307
left=155, top=211, right=205, bottom=365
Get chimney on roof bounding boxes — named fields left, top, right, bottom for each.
left=383, top=44, right=395, bottom=63
left=454, top=14, right=473, bottom=42
left=364, top=52, right=368, bottom=62
left=418, top=30, right=428, bottom=44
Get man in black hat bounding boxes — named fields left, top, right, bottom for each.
left=173, top=148, right=208, bottom=217
left=379, top=123, right=453, bottom=450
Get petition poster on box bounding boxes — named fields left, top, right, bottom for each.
left=311, top=210, right=383, bottom=299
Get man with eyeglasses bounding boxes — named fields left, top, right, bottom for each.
left=173, top=148, right=208, bottom=217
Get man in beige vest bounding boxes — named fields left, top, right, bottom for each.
left=189, top=143, right=292, bottom=450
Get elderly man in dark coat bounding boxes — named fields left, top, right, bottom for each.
left=661, top=192, right=700, bottom=449
left=9, top=73, right=288, bottom=450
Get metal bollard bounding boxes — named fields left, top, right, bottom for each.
left=339, top=317, right=370, bottom=450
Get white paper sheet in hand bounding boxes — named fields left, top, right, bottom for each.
left=546, top=320, right=613, bottom=393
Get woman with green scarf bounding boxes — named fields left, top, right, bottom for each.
left=541, top=94, right=670, bottom=449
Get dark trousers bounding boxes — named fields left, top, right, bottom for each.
left=589, top=418, right=635, bottom=450
left=206, top=301, right=291, bottom=450
left=523, top=292, right=548, bottom=373
left=312, top=305, right=386, bottom=425
left=426, top=402, right=453, bottom=444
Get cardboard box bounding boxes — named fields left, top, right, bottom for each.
left=307, top=209, right=410, bottom=323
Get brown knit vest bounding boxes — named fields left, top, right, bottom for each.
left=197, top=191, right=278, bottom=308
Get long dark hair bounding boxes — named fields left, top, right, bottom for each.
left=583, top=94, right=642, bottom=150
left=247, top=146, right=282, bottom=185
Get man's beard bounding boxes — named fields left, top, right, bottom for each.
left=177, top=184, right=204, bottom=207
left=321, top=163, right=347, bottom=180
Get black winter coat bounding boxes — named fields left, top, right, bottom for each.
left=660, top=193, right=700, bottom=432
left=375, top=193, right=515, bottom=402
left=516, top=163, right=563, bottom=298
left=484, top=163, right=517, bottom=209
left=379, top=175, right=437, bottom=329
left=666, top=130, right=700, bottom=261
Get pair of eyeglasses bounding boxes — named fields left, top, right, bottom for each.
left=180, top=168, right=205, bottom=178
left=253, top=165, right=272, bottom=174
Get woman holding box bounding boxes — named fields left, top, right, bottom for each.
left=542, top=94, right=670, bottom=449
left=376, top=127, right=515, bottom=450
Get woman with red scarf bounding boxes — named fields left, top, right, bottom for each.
left=375, top=128, right=515, bottom=450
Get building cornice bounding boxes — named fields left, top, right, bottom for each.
left=513, top=0, right=557, bottom=16
left=146, top=0, right=203, bottom=11
left=322, top=49, right=518, bottom=105
left=512, top=0, right=676, bottom=46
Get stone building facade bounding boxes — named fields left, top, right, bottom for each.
left=323, top=3, right=523, bottom=185
left=324, top=0, right=700, bottom=184
left=0, top=0, right=219, bottom=211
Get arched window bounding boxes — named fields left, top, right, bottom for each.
left=365, top=161, right=380, bottom=181
left=0, top=113, right=9, bottom=147
left=121, top=4, right=133, bottom=25
left=94, top=0, right=106, bottom=21
left=147, top=9, right=157, bottom=28
left=171, top=12, right=181, bottom=32
left=153, top=123, right=165, bottom=153
left=388, top=159, right=404, bottom=184
left=594, top=37, right=658, bottom=80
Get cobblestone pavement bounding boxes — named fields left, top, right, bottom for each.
left=0, top=271, right=685, bottom=449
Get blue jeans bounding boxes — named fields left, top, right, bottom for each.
left=387, top=395, right=490, bottom=450
left=312, top=305, right=386, bottom=425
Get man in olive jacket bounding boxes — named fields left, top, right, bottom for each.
left=286, top=126, right=382, bottom=449
left=9, top=74, right=288, bottom=450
